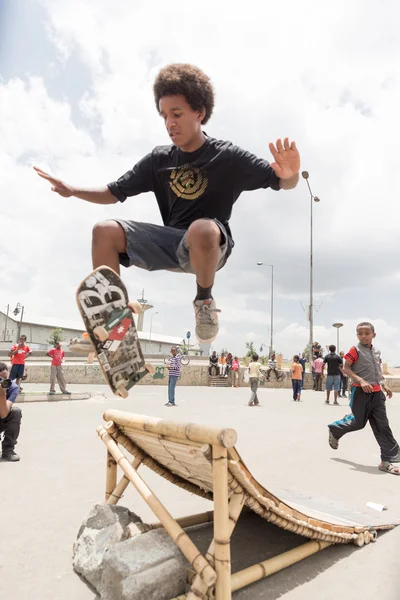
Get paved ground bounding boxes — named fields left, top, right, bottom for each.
left=1, top=384, right=400, bottom=600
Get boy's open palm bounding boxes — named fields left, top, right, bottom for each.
left=33, top=166, right=74, bottom=198
left=269, top=138, right=300, bottom=180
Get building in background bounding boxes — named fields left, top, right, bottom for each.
left=0, top=311, right=200, bottom=355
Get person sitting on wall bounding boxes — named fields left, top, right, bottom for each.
left=209, top=351, right=219, bottom=376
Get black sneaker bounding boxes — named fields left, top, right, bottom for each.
left=2, top=450, right=20, bottom=462
left=325, top=399, right=330, bottom=405
left=333, top=401, right=340, bottom=406
left=328, top=429, right=339, bottom=450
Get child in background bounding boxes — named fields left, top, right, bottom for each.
left=231, top=356, right=240, bottom=388
left=291, top=355, right=303, bottom=402
left=218, top=353, right=227, bottom=377
left=248, top=353, right=262, bottom=406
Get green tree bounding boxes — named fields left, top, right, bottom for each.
left=245, top=341, right=256, bottom=358
left=47, top=327, right=64, bottom=346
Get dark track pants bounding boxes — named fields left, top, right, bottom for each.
left=328, top=387, right=399, bottom=461
left=0, top=406, right=22, bottom=453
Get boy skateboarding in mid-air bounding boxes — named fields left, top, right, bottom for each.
left=34, top=63, right=300, bottom=344
left=328, top=322, right=400, bottom=475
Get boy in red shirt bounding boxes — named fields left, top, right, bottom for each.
left=47, top=342, right=71, bottom=395
left=328, top=322, right=400, bottom=475
left=9, top=335, right=31, bottom=389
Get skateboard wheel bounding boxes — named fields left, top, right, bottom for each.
left=83, top=331, right=90, bottom=339
left=145, top=363, right=155, bottom=374
left=93, top=325, right=109, bottom=342
left=128, top=300, right=142, bottom=314
left=116, top=385, right=129, bottom=399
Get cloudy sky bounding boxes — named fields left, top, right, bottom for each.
left=1, top=0, right=400, bottom=362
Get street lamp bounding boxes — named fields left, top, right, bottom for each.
left=301, top=171, right=321, bottom=364
left=256, top=262, right=274, bottom=357
left=13, top=303, right=25, bottom=341
left=332, top=323, right=343, bottom=353
left=148, top=311, right=158, bottom=352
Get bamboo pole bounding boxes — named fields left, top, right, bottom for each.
left=187, top=490, right=246, bottom=600
left=107, top=453, right=144, bottom=505
left=230, top=540, right=331, bottom=592
left=105, top=450, right=118, bottom=502
left=173, top=540, right=332, bottom=600
left=103, top=409, right=237, bottom=448
left=149, top=511, right=214, bottom=530
left=211, top=445, right=231, bottom=600
left=97, top=426, right=217, bottom=588
left=120, top=428, right=206, bottom=448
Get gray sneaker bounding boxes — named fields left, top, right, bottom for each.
left=193, top=298, right=220, bottom=343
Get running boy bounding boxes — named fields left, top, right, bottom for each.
left=291, top=355, right=303, bottom=402
left=34, top=64, right=300, bottom=345
left=328, top=322, right=400, bottom=475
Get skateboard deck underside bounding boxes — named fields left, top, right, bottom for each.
left=76, top=267, right=147, bottom=395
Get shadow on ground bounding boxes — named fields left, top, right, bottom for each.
left=187, top=511, right=358, bottom=599
left=331, top=457, right=386, bottom=475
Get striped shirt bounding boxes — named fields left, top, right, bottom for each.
left=168, top=356, right=182, bottom=377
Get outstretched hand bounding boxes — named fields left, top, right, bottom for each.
left=33, top=166, right=75, bottom=198
left=269, top=138, right=300, bottom=180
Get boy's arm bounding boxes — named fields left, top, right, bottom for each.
left=34, top=168, right=117, bottom=204
left=34, top=153, right=154, bottom=205
left=0, top=388, right=12, bottom=419
left=232, top=138, right=300, bottom=192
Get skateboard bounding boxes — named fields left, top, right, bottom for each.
left=76, top=266, right=155, bottom=398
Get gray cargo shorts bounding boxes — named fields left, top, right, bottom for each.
left=114, top=218, right=233, bottom=274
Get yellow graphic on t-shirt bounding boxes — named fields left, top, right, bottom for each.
left=169, top=165, right=208, bottom=200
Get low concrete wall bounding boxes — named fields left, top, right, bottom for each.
left=20, top=364, right=400, bottom=391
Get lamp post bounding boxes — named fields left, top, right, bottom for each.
left=332, top=323, right=343, bottom=353
left=13, top=303, right=25, bottom=342
left=3, top=304, right=9, bottom=341
left=148, top=311, right=158, bottom=353
left=301, top=171, right=321, bottom=364
left=256, top=262, right=274, bottom=357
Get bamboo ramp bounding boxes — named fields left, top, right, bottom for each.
left=97, top=410, right=397, bottom=600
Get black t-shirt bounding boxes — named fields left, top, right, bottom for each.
left=107, top=136, right=280, bottom=241
left=299, top=357, right=307, bottom=372
left=323, top=353, right=343, bottom=376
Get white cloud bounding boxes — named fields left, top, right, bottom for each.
left=2, top=0, right=400, bottom=361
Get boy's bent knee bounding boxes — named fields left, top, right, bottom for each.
left=92, top=220, right=127, bottom=252
left=186, top=219, right=221, bottom=248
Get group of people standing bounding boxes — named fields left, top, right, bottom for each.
left=209, top=352, right=240, bottom=387
left=311, top=345, right=348, bottom=404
